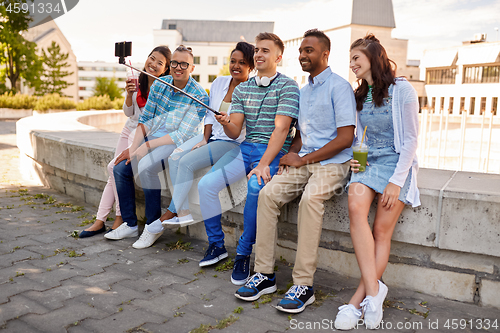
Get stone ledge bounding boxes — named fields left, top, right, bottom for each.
left=16, top=111, right=500, bottom=308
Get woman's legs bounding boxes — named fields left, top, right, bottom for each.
left=167, top=140, right=239, bottom=219
left=347, top=183, right=405, bottom=307
left=85, top=127, right=131, bottom=231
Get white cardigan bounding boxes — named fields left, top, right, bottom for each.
left=122, top=92, right=143, bottom=131
left=355, top=78, right=421, bottom=207
left=204, top=76, right=245, bottom=143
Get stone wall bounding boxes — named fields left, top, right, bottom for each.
left=16, top=111, right=500, bottom=308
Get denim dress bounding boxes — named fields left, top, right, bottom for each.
left=348, top=85, right=411, bottom=204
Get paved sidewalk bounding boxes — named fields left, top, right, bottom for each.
left=1, top=120, right=499, bottom=333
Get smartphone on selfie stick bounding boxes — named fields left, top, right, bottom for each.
left=115, top=41, right=221, bottom=116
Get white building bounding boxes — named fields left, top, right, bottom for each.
left=420, top=39, right=500, bottom=116
left=281, top=0, right=423, bottom=97
left=77, top=61, right=142, bottom=100
left=153, top=19, right=274, bottom=90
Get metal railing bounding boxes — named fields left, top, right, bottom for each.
left=418, top=108, right=499, bottom=173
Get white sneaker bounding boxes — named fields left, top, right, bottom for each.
left=161, top=216, right=179, bottom=225
left=334, top=304, right=362, bottom=330
left=162, top=214, right=197, bottom=227
left=361, top=280, right=388, bottom=329
left=132, top=228, right=164, bottom=249
left=104, top=223, right=138, bottom=240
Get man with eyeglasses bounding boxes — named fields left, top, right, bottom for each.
left=107, top=45, right=209, bottom=249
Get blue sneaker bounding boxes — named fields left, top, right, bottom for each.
left=276, top=285, right=315, bottom=313
left=231, top=254, right=250, bottom=285
left=235, top=272, right=277, bottom=301
left=199, top=243, right=228, bottom=267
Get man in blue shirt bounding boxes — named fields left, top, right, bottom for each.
left=106, top=45, right=208, bottom=249
left=235, top=29, right=356, bottom=313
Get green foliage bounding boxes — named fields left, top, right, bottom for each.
left=35, top=41, right=74, bottom=96
left=0, top=0, right=43, bottom=92
left=93, top=77, right=122, bottom=101
left=34, top=93, right=76, bottom=111
left=0, top=92, right=37, bottom=109
left=112, top=97, right=125, bottom=110
left=76, top=95, right=113, bottom=111
left=215, top=258, right=234, bottom=272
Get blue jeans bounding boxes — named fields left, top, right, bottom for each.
left=198, top=141, right=284, bottom=255
left=114, top=143, right=176, bottom=226
left=167, top=134, right=239, bottom=213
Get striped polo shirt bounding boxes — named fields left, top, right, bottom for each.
left=231, top=73, right=300, bottom=153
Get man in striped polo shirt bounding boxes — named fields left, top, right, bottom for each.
left=200, top=32, right=300, bottom=285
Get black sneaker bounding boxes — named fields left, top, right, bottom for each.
left=231, top=254, right=250, bottom=285
left=199, top=243, right=228, bottom=267
left=235, top=272, right=277, bottom=301
left=276, top=285, right=315, bottom=313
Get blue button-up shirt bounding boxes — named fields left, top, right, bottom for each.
left=139, top=75, right=208, bottom=147
left=297, top=67, right=356, bottom=165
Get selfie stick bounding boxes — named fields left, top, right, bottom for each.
left=119, top=62, right=221, bottom=116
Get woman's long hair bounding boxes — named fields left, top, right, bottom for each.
left=350, top=34, right=396, bottom=111
left=139, top=45, right=171, bottom=97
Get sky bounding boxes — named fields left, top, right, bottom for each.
left=52, top=0, right=500, bottom=64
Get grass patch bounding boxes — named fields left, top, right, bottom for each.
left=165, top=239, right=193, bottom=251
left=233, top=306, right=243, bottom=314
left=15, top=272, right=25, bottom=277
left=189, top=315, right=239, bottom=333
left=194, top=269, right=205, bottom=276
left=67, top=250, right=84, bottom=257
left=215, top=258, right=234, bottom=272
left=312, top=289, right=333, bottom=307
left=177, top=258, right=189, bottom=264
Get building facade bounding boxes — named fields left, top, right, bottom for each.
left=24, top=20, right=79, bottom=102
left=153, top=19, right=274, bottom=90
left=77, top=61, right=142, bottom=100
left=420, top=40, right=500, bottom=116
left=281, top=0, right=423, bottom=96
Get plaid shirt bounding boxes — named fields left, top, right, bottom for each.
left=139, top=75, right=208, bottom=147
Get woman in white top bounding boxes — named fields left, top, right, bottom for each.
left=79, top=46, right=171, bottom=238
left=152, top=42, right=254, bottom=229
left=334, top=34, right=420, bottom=330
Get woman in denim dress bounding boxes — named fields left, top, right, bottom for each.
left=334, top=35, right=420, bottom=330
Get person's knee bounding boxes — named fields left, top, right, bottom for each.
left=247, top=177, right=263, bottom=197
left=113, top=160, right=129, bottom=178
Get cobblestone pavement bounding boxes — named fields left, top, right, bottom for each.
left=1, top=120, right=499, bottom=333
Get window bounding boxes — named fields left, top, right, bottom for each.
left=78, top=77, right=93, bottom=81
left=448, top=97, right=454, bottom=114
left=208, top=75, right=217, bottom=83
left=469, top=97, right=475, bottom=115
left=492, top=97, right=498, bottom=115
left=192, top=74, right=200, bottom=82
left=193, top=56, right=200, bottom=65
left=460, top=97, right=465, bottom=114
left=440, top=97, right=445, bottom=112
left=168, top=24, right=176, bottom=30
left=425, top=68, right=456, bottom=84
left=208, top=57, right=217, bottom=65
left=463, top=65, right=500, bottom=83
left=223, top=57, right=228, bottom=65
left=480, top=97, right=486, bottom=115
left=431, top=97, right=436, bottom=113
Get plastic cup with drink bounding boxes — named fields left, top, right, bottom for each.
left=352, top=126, right=368, bottom=172
left=126, top=67, right=138, bottom=92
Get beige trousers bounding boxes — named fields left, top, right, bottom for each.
left=254, top=161, right=350, bottom=286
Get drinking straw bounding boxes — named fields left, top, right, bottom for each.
left=129, top=60, right=134, bottom=75
left=360, top=126, right=367, bottom=147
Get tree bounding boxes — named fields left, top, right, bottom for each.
left=93, top=77, right=123, bottom=101
left=0, top=0, right=43, bottom=92
left=35, top=41, right=74, bottom=96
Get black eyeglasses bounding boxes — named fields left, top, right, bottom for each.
left=170, top=60, right=190, bottom=70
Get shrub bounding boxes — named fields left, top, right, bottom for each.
left=76, top=95, right=113, bottom=111
left=112, top=97, right=125, bottom=110
left=34, top=93, right=76, bottom=111
left=0, top=92, right=37, bottom=109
